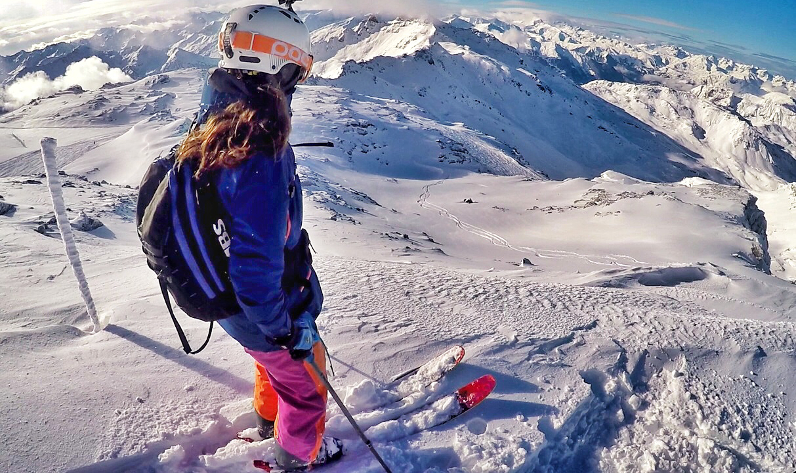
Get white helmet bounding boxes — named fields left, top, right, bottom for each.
left=218, top=4, right=313, bottom=82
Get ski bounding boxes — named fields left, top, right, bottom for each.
left=345, top=345, right=466, bottom=417
left=240, top=345, right=466, bottom=437
left=363, top=374, right=497, bottom=437
left=391, top=345, right=466, bottom=384
left=251, top=374, right=496, bottom=471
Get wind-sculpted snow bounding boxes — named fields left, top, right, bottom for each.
left=3, top=150, right=796, bottom=472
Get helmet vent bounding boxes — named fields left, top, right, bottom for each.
left=239, top=56, right=261, bottom=64
left=280, top=11, right=291, bottom=19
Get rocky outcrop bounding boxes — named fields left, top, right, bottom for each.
left=70, top=211, right=104, bottom=232
left=0, top=200, right=15, bottom=215
left=743, top=194, right=771, bottom=274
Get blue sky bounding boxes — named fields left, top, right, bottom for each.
left=453, top=0, right=796, bottom=75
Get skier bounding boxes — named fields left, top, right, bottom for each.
left=175, top=5, right=337, bottom=470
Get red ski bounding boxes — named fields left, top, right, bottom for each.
left=456, top=374, right=497, bottom=411
left=360, top=374, right=497, bottom=438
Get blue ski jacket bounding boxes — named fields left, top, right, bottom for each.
left=197, top=68, right=321, bottom=353
left=213, top=146, right=315, bottom=353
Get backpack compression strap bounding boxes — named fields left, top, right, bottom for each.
left=159, top=280, right=214, bottom=354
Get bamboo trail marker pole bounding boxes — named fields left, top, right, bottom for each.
left=41, top=138, right=101, bottom=333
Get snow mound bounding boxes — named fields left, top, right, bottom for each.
left=586, top=265, right=711, bottom=288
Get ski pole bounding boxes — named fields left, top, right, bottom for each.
left=307, top=359, right=393, bottom=473
left=292, top=141, right=334, bottom=148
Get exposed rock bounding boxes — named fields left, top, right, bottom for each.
left=743, top=195, right=771, bottom=273
left=145, top=74, right=171, bottom=87
left=0, top=201, right=15, bottom=215
left=70, top=211, right=104, bottom=231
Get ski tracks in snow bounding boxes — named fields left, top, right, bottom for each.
left=0, top=132, right=121, bottom=178
left=417, top=180, right=648, bottom=268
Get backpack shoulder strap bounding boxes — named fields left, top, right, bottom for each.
left=159, top=280, right=214, bottom=354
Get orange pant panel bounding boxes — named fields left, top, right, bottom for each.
left=301, top=343, right=327, bottom=461
left=253, top=361, right=279, bottom=422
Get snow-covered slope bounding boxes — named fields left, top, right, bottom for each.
left=455, top=13, right=796, bottom=192
left=585, top=81, right=796, bottom=190
left=2, top=163, right=796, bottom=472
left=1, top=6, right=796, bottom=473
left=309, top=16, right=734, bottom=184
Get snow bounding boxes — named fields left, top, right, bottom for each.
left=0, top=7, right=795, bottom=473
left=584, top=80, right=796, bottom=191
left=755, top=183, right=796, bottom=282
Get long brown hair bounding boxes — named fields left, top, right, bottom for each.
left=177, top=85, right=291, bottom=178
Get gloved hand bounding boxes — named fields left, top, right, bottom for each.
left=286, top=312, right=320, bottom=361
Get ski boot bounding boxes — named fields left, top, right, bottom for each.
left=274, top=437, right=345, bottom=471
left=256, top=411, right=275, bottom=439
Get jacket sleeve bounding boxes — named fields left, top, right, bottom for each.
left=226, top=155, right=292, bottom=342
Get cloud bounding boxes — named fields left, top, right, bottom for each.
left=753, top=52, right=795, bottom=63
left=0, top=0, right=252, bottom=55
left=29, top=29, right=99, bottom=51
left=612, top=14, right=698, bottom=32
left=709, top=40, right=747, bottom=51
left=301, top=0, right=449, bottom=18
left=494, top=0, right=541, bottom=6
left=1, top=56, right=132, bottom=111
